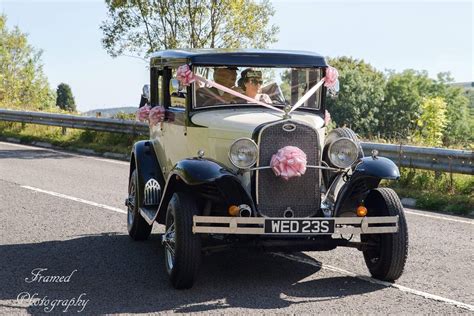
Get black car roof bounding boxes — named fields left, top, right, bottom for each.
left=150, top=49, right=328, bottom=68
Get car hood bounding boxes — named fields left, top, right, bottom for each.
left=191, top=108, right=324, bottom=137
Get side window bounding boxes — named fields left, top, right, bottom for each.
left=170, top=68, right=187, bottom=108
left=150, top=67, right=163, bottom=107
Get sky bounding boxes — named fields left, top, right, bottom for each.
left=1, top=0, right=472, bottom=112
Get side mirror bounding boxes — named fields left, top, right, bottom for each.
left=327, top=79, right=339, bottom=98
left=142, top=84, right=150, bottom=102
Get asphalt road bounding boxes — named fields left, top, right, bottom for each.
left=1, top=141, right=473, bottom=315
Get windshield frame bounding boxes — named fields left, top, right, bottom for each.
left=190, top=65, right=325, bottom=113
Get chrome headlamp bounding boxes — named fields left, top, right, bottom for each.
left=229, top=138, right=258, bottom=169
left=328, top=137, right=359, bottom=168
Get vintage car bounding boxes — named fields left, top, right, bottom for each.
left=126, top=49, right=408, bottom=289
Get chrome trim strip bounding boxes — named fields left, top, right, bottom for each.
left=145, top=172, right=177, bottom=224
left=139, top=208, right=154, bottom=225
left=144, top=178, right=161, bottom=205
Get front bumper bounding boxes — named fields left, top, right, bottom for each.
left=192, top=215, right=399, bottom=235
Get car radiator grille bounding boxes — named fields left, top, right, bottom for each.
left=256, top=120, right=321, bottom=218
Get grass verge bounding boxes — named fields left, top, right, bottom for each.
left=382, top=168, right=473, bottom=215
left=0, top=122, right=144, bottom=155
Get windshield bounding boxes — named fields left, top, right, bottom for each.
left=192, top=67, right=323, bottom=110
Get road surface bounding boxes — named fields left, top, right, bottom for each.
left=0, top=141, right=473, bottom=314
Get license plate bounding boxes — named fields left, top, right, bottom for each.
left=264, top=219, right=335, bottom=234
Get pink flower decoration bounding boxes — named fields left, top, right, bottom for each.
left=324, top=66, right=339, bottom=88
left=324, top=110, right=331, bottom=126
left=176, top=64, right=195, bottom=86
left=270, top=146, right=307, bottom=180
left=149, top=106, right=165, bottom=126
left=136, top=105, right=151, bottom=122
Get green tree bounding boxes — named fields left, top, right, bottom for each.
left=0, top=15, right=55, bottom=110
left=56, top=83, right=76, bottom=112
left=432, top=73, right=472, bottom=146
left=381, top=70, right=471, bottom=145
left=379, top=70, right=434, bottom=139
left=101, top=0, right=279, bottom=57
left=413, top=97, right=448, bottom=146
left=325, top=57, right=385, bottom=136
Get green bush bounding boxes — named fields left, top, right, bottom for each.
left=384, top=168, right=473, bottom=215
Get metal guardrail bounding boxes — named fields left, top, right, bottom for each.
left=0, top=109, right=472, bottom=174
left=0, top=109, right=148, bottom=135
left=361, top=142, right=473, bottom=175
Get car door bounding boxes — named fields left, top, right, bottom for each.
left=158, top=67, right=189, bottom=178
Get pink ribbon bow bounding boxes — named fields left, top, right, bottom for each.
left=149, top=106, right=165, bottom=126
left=324, top=110, right=331, bottom=126
left=136, top=105, right=151, bottom=122
left=176, top=64, right=195, bottom=86
left=324, top=66, right=339, bottom=89
left=270, top=146, right=307, bottom=180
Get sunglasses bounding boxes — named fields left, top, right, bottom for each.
left=249, top=79, right=263, bottom=85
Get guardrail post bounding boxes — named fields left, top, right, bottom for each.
left=449, top=156, right=453, bottom=193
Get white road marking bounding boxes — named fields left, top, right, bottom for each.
left=0, top=141, right=129, bottom=165
left=21, top=185, right=127, bottom=214
left=274, top=253, right=474, bottom=312
left=405, top=210, right=474, bottom=225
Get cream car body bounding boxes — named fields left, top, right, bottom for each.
left=152, top=108, right=325, bottom=175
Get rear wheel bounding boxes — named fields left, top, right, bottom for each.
left=163, top=192, right=202, bottom=289
left=361, top=188, right=408, bottom=282
left=127, top=169, right=152, bottom=240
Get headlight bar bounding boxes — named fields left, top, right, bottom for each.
left=242, top=165, right=343, bottom=172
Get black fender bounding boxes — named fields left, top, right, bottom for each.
left=334, top=157, right=400, bottom=216
left=129, top=141, right=165, bottom=209
left=153, top=158, right=255, bottom=224
left=171, top=158, right=235, bottom=185
left=352, top=156, right=400, bottom=180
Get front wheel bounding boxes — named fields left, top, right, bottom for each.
left=361, top=188, right=408, bottom=282
left=163, top=192, right=202, bottom=289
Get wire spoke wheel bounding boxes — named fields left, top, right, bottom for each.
left=163, top=220, right=176, bottom=271
left=127, top=175, right=136, bottom=227
left=163, top=192, right=202, bottom=289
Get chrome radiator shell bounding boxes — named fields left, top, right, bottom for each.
left=256, top=120, right=321, bottom=218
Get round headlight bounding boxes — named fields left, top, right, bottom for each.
left=328, top=137, right=359, bottom=168
left=229, top=138, right=258, bottom=169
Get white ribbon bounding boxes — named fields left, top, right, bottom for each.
left=288, top=78, right=325, bottom=114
